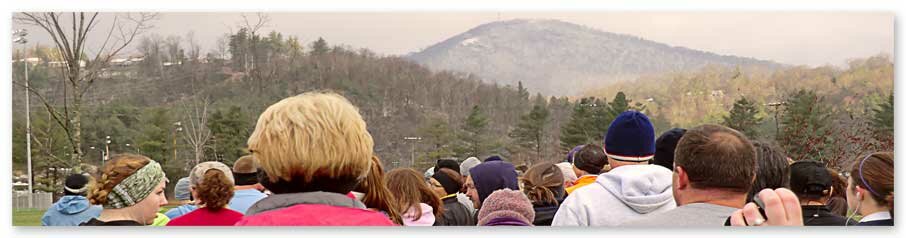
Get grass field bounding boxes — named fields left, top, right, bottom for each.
left=13, top=205, right=180, bottom=226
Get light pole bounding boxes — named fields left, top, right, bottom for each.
left=104, top=136, right=112, bottom=162
left=403, top=137, right=422, bottom=168
left=172, top=122, right=183, bottom=164
left=14, top=29, right=33, bottom=207
left=767, top=101, right=787, bottom=139
left=125, top=143, right=141, bottom=155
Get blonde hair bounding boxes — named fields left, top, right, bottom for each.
left=248, top=92, right=374, bottom=187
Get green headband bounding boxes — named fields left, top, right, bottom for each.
left=105, top=160, right=166, bottom=209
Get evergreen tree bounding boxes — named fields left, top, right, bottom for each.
left=207, top=106, right=251, bottom=165
left=510, top=103, right=550, bottom=162
left=609, top=92, right=631, bottom=117
left=871, top=94, right=893, bottom=135
left=559, top=98, right=606, bottom=151
left=418, top=116, right=457, bottom=160
left=311, top=37, right=329, bottom=56
left=458, top=105, right=490, bottom=157
left=722, top=97, right=763, bottom=138
left=779, top=90, right=833, bottom=161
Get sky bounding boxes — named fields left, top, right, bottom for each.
left=12, top=12, right=893, bottom=67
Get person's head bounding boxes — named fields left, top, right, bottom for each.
left=430, top=168, right=463, bottom=198
left=826, top=168, right=849, bottom=216
left=846, top=152, right=894, bottom=218
left=467, top=160, right=520, bottom=208
left=353, top=155, right=403, bottom=225
left=385, top=168, right=443, bottom=220
left=232, top=155, right=263, bottom=191
left=521, top=162, right=565, bottom=206
left=604, top=111, right=656, bottom=168
left=173, top=177, right=192, bottom=202
left=477, top=189, right=535, bottom=226
left=189, top=162, right=235, bottom=210
left=672, top=124, right=756, bottom=207
left=652, top=128, right=687, bottom=171
left=555, top=162, right=578, bottom=188
left=434, top=158, right=460, bottom=175
left=247, top=92, right=374, bottom=195
left=565, top=145, right=585, bottom=164
left=63, top=174, right=91, bottom=196
left=572, top=144, right=607, bottom=176
left=747, top=141, right=791, bottom=202
left=789, top=160, right=833, bottom=204
left=88, top=154, right=168, bottom=225
left=459, top=157, right=481, bottom=178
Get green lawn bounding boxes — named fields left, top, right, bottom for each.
left=12, top=204, right=180, bottom=226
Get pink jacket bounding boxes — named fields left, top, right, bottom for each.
left=234, top=191, right=395, bottom=226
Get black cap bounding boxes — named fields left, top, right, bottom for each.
left=63, top=174, right=90, bottom=196
left=434, top=159, right=461, bottom=174
left=789, top=160, right=832, bottom=199
left=652, top=128, right=687, bottom=171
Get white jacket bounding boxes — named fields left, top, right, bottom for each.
left=551, top=164, right=676, bottom=226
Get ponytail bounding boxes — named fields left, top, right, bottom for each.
left=521, top=163, right=564, bottom=206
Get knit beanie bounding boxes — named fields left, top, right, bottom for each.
left=432, top=170, right=462, bottom=195
left=63, top=174, right=90, bottom=196
left=174, top=177, right=192, bottom=201
left=424, top=167, right=435, bottom=178
left=652, top=128, right=687, bottom=170
left=434, top=159, right=461, bottom=174
left=555, top=162, right=578, bottom=183
left=484, top=155, right=504, bottom=162
left=460, top=157, right=481, bottom=177
left=477, top=189, right=535, bottom=226
left=604, top=111, right=656, bottom=162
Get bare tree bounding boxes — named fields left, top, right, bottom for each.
left=14, top=12, right=158, bottom=163
left=181, top=96, right=212, bottom=171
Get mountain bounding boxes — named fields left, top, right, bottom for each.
left=407, top=19, right=783, bottom=96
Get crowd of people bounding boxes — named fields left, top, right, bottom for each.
left=38, top=91, right=894, bottom=227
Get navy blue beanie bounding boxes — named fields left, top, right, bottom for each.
left=469, top=160, right=519, bottom=205
left=604, top=111, right=656, bottom=162
left=652, top=128, right=687, bottom=170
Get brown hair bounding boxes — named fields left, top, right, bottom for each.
left=521, top=162, right=564, bottom=206
left=826, top=168, right=849, bottom=216
left=232, top=155, right=258, bottom=174
left=354, top=156, right=404, bottom=225
left=195, top=169, right=235, bottom=210
left=88, top=154, right=152, bottom=206
left=385, top=168, right=443, bottom=220
left=849, top=152, right=894, bottom=218
left=747, top=141, right=791, bottom=202
left=674, top=124, right=756, bottom=193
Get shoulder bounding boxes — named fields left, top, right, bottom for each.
left=238, top=204, right=394, bottom=226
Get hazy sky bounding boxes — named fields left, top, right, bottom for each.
left=13, top=12, right=893, bottom=67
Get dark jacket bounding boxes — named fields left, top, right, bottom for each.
left=857, top=219, right=894, bottom=226
left=802, top=205, right=855, bottom=226
left=532, top=203, right=560, bottom=226
left=235, top=191, right=394, bottom=226
left=434, top=196, right=477, bottom=226
left=80, top=218, right=143, bottom=226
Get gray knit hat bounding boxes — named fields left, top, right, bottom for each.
left=174, top=177, right=192, bottom=201
left=460, top=157, right=481, bottom=177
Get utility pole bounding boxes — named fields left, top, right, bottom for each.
left=14, top=29, right=33, bottom=208
left=767, top=101, right=787, bottom=139
left=172, top=121, right=183, bottom=165
left=403, top=137, right=422, bottom=168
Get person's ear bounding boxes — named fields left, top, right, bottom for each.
left=675, top=166, right=689, bottom=190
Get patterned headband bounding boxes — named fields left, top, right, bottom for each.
left=105, top=160, right=166, bottom=209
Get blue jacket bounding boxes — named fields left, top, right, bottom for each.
left=163, top=204, right=198, bottom=219
left=41, top=195, right=102, bottom=226
left=228, top=189, right=267, bottom=214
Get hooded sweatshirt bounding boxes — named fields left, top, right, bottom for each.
left=469, top=160, right=519, bottom=205
left=41, top=195, right=102, bottom=226
left=401, top=203, right=436, bottom=226
left=551, top=164, right=676, bottom=226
